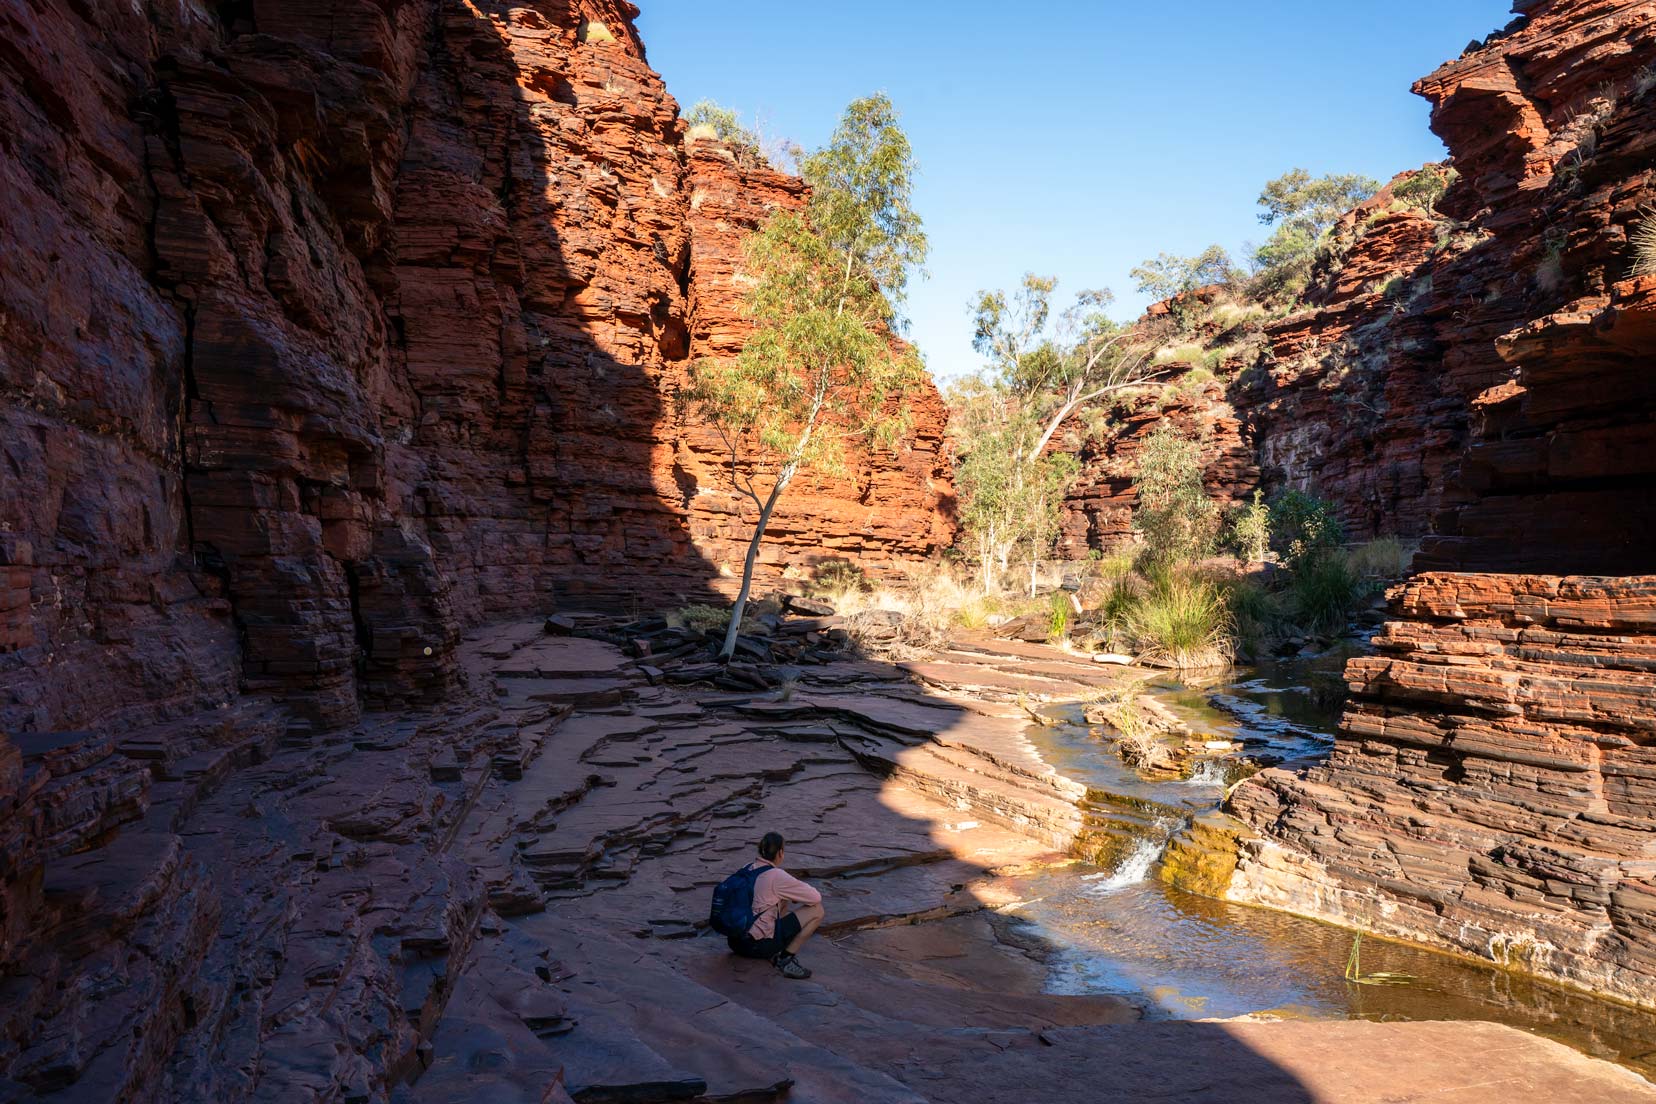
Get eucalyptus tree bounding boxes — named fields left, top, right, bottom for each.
left=1129, top=245, right=1237, bottom=304
left=951, top=275, right=1163, bottom=592
left=686, top=94, right=927, bottom=660
left=1251, top=168, right=1379, bottom=296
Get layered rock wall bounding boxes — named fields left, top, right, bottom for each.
left=678, top=145, right=957, bottom=583
left=1056, top=372, right=1258, bottom=555
left=1062, top=4, right=1656, bottom=559
left=0, top=2, right=954, bottom=1096
left=1411, top=0, right=1656, bottom=573
left=1226, top=0, right=1656, bottom=1007
left=1229, top=573, right=1656, bottom=1007
left=1235, top=184, right=1454, bottom=541
left=0, top=0, right=954, bottom=737
left=1056, top=170, right=1462, bottom=551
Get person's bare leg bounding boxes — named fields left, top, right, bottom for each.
left=785, top=901, right=824, bottom=955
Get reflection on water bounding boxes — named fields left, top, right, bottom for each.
left=1022, top=651, right=1656, bottom=1081
left=1022, top=874, right=1656, bottom=1079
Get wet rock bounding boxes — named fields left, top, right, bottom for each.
left=1159, top=812, right=1254, bottom=899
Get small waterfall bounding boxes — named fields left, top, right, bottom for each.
left=1181, top=758, right=1229, bottom=787
left=1083, top=816, right=1183, bottom=894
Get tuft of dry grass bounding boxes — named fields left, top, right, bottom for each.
left=1348, top=536, right=1419, bottom=578
left=1124, top=572, right=1235, bottom=670
left=1631, top=205, right=1656, bottom=278
left=1153, top=342, right=1208, bottom=366
left=839, top=564, right=972, bottom=659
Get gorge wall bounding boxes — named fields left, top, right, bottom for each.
left=0, top=2, right=956, bottom=1097
left=1059, top=7, right=1656, bottom=564
left=0, top=0, right=954, bottom=738
left=1218, top=0, right=1656, bottom=1009
left=1056, top=175, right=1458, bottom=554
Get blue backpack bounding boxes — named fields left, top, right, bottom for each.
left=709, top=862, right=765, bottom=937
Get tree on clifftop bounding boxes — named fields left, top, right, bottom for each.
left=686, top=94, right=928, bottom=661
left=1250, top=168, right=1379, bottom=298
left=1130, top=245, right=1237, bottom=304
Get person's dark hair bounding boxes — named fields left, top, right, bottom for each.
left=758, top=832, right=785, bottom=860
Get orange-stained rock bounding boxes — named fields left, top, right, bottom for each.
left=1408, top=0, right=1656, bottom=573
left=1063, top=1, right=1656, bottom=562
left=677, top=144, right=958, bottom=585
left=0, top=3, right=956, bottom=1096
left=1215, top=0, right=1656, bottom=1014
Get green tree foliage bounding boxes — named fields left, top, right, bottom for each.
left=685, top=99, right=766, bottom=168
left=1227, top=489, right=1271, bottom=562
left=1268, top=489, right=1346, bottom=569
left=686, top=94, right=927, bottom=659
left=1129, top=245, right=1236, bottom=304
left=1251, top=169, right=1380, bottom=299
left=949, top=274, right=1163, bottom=591
left=1257, top=169, right=1380, bottom=230
left=1392, top=165, right=1457, bottom=214
left=948, top=373, right=1077, bottom=592
left=1132, top=425, right=1219, bottom=567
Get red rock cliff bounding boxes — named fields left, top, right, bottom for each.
left=0, top=0, right=955, bottom=738
left=1225, top=0, right=1656, bottom=1008
left=1063, top=4, right=1656, bottom=567
left=0, top=1, right=955, bottom=1096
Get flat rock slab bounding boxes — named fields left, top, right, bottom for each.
left=495, top=637, right=633, bottom=679
left=899, top=660, right=1080, bottom=697
left=922, top=1019, right=1656, bottom=1104
left=424, top=621, right=1656, bottom=1104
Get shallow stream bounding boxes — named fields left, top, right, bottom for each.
left=1015, top=652, right=1656, bottom=1080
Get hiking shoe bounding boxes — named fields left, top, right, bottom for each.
left=772, top=952, right=812, bottom=979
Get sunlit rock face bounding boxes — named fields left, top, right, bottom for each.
left=1056, top=367, right=1259, bottom=555
left=1226, top=0, right=1656, bottom=1008
left=1230, top=573, right=1656, bottom=1009
left=1063, top=1, right=1656, bottom=561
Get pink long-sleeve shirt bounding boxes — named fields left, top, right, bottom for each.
left=748, top=862, right=821, bottom=939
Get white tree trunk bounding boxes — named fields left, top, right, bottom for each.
left=721, top=484, right=785, bottom=661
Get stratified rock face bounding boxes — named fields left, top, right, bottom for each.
left=1064, top=4, right=1656, bottom=560
left=0, top=2, right=955, bottom=1096
left=1057, top=373, right=1258, bottom=555
left=678, top=144, right=958, bottom=583
left=1056, top=169, right=1462, bottom=550
left=0, top=0, right=955, bottom=739
left=1236, top=179, right=1453, bottom=541
left=1229, top=573, right=1656, bottom=1009
left=1225, top=0, right=1656, bottom=1008
left=1409, top=0, right=1656, bottom=574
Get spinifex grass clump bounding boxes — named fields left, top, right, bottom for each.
left=1125, top=569, right=1235, bottom=669
left=1347, top=536, right=1416, bottom=578
left=1047, top=590, right=1072, bottom=642
left=951, top=592, right=1009, bottom=630
left=675, top=604, right=732, bottom=632
left=1633, top=204, right=1656, bottom=277
left=804, top=559, right=871, bottom=607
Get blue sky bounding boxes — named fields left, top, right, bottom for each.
left=637, top=1, right=1513, bottom=380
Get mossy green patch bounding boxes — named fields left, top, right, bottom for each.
left=1157, top=812, right=1252, bottom=899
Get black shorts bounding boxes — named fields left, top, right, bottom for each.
left=728, top=911, right=803, bottom=959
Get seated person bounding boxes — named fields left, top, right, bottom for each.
left=726, top=831, right=823, bottom=979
